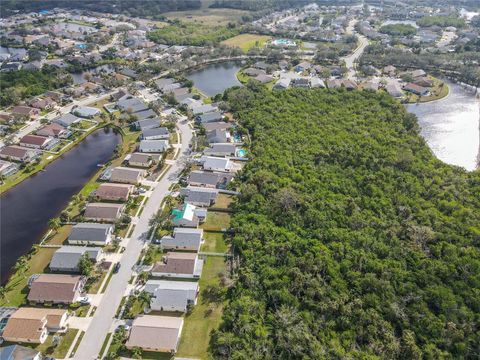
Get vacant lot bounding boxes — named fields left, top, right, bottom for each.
left=163, top=8, right=251, bottom=26
left=222, top=34, right=271, bottom=52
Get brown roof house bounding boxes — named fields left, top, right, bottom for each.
left=36, top=123, right=70, bottom=138
left=94, top=183, right=134, bottom=202
left=28, top=274, right=85, bottom=304
left=128, top=153, right=152, bottom=168
left=30, top=97, right=56, bottom=110
left=84, top=203, right=124, bottom=222
left=11, top=106, right=40, bottom=120
left=151, top=252, right=203, bottom=279
left=19, top=134, right=54, bottom=149
left=2, top=308, right=68, bottom=344
left=0, top=145, right=39, bottom=163
left=126, top=315, right=184, bottom=353
left=110, top=167, right=145, bottom=184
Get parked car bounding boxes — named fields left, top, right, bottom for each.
left=78, top=296, right=90, bottom=305
left=113, top=262, right=121, bottom=273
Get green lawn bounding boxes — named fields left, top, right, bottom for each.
left=0, top=248, right=57, bottom=306
left=213, top=194, right=234, bottom=209
left=101, top=269, right=114, bottom=293
left=222, top=33, right=271, bottom=52
left=86, top=269, right=108, bottom=294
left=3, top=328, right=79, bottom=358
left=200, top=211, right=231, bottom=231
left=201, top=232, right=228, bottom=253
left=176, top=257, right=228, bottom=359
left=70, top=330, right=84, bottom=357
left=43, top=225, right=72, bottom=245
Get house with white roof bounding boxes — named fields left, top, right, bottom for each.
left=203, top=156, right=232, bottom=172
left=160, top=228, right=203, bottom=252
left=144, top=280, right=199, bottom=312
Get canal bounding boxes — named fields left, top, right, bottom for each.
left=0, top=129, right=120, bottom=284
left=406, top=81, right=479, bottom=171
left=185, top=61, right=243, bottom=97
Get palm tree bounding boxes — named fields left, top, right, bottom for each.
left=48, top=218, right=61, bottom=233
left=0, top=286, right=7, bottom=301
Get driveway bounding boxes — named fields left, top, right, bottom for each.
left=73, top=120, right=193, bottom=360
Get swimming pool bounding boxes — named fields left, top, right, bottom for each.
left=237, top=149, right=246, bottom=157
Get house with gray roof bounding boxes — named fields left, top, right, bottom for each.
left=191, top=104, right=217, bottom=115
left=142, top=127, right=170, bottom=140
left=207, top=129, right=229, bottom=144
left=49, top=246, right=102, bottom=273
left=196, top=111, right=223, bottom=124
left=135, top=118, right=161, bottom=130
left=160, top=228, right=203, bottom=252
left=180, top=187, right=218, bottom=207
left=139, top=140, right=169, bottom=153
left=73, top=106, right=100, bottom=118
left=144, top=280, right=199, bottom=312
left=110, top=167, right=145, bottom=184
left=68, top=223, right=113, bottom=246
left=204, top=143, right=236, bottom=157
left=53, top=113, right=80, bottom=127
left=133, top=109, right=156, bottom=121
left=154, top=78, right=175, bottom=91
left=188, top=171, right=233, bottom=189
left=117, top=97, right=148, bottom=113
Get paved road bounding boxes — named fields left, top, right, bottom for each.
left=343, top=19, right=369, bottom=80
left=0, top=90, right=118, bottom=148
left=73, top=120, right=193, bottom=360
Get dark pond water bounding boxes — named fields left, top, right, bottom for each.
left=71, top=64, right=116, bottom=85
left=406, top=81, right=479, bottom=171
left=185, top=61, right=243, bottom=97
left=0, top=129, right=120, bottom=284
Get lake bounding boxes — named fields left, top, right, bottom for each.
left=185, top=61, right=243, bottom=97
left=0, top=129, right=120, bottom=284
left=406, top=81, right=479, bottom=171
left=71, top=64, right=116, bottom=85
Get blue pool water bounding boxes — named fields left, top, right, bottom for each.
left=237, top=149, right=246, bottom=157
left=76, top=43, right=87, bottom=49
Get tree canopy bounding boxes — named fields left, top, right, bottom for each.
left=210, top=86, right=480, bottom=359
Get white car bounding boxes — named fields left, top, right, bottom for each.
left=77, top=296, right=91, bottom=305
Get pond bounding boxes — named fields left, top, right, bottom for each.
left=185, top=61, right=243, bottom=97
left=0, top=129, right=120, bottom=284
left=71, top=64, right=116, bottom=85
left=406, top=81, right=479, bottom=171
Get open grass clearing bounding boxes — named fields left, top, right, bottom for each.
left=213, top=193, right=234, bottom=209
left=176, top=257, right=228, bottom=359
left=200, top=211, right=231, bottom=232
left=222, top=33, right=271, bottom=52
left=163, top=8, right=251, bottom=26
left=201, top=231, right=228, bottom=253
left=43, top=225, right=72, bottom=245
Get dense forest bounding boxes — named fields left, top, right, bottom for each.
left=147, top=22, right=240, bottom=46
left=0, top=0, right=201, bottom=18
left=0, top=67, right=72, bottom=107
left=210, top=0, right=360, bottom=11
left=211, top=85, right=480, bottom=359
left=417, top=15, right=466, bottom=28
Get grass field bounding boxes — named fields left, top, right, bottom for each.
left=0, top=247, right=57, bottom=306
left=176, top=257, right=228, bottom=359
left=213, top=194, right=234, bottom=209
left=163, top=8, right=251, bottom=26
left=43, top=225, right=72, bottom=245
left=201, top=231, right=229, bottom=253
left=200, top=211, right=231, bottom=231
left=222, top=34, right=271, bottom=52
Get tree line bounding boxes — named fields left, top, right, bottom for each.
left=209, top=84, right=480, bottom=359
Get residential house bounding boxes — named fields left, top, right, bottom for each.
left=134, top=109, right=157, bottom=121
left=180, top=187, right=218, bottom=207
left=28, top=274, right=85, bottom=304
left=191, top=104, right=217, bottom=116
left=53, top=113, right=81, bottom=127
left=203, top=156, right=232, bottom=172
left=386, top=82, right=404, bottom=98
left=128, top=152, right=153, bottom=168
left=2, top=308, right=68, bottom=344
left=0, top=160, right=18, bottom=177
left=19, top=134, right=54, bottom=149
left=50, top=246, right=102, bottom=273
left=44, top=91, right=65, bottom=102
left=171, top=203, right=200, bottom=228
left=206, top=129, right=229, bottom=144
left=139, top=139, right=169, bottom=153
left=203, top=121, right=233, bottom=132
left=188, top=170, right=232, bottom=189
left=154, top=78, right=175, bottom=91
left=254, top=74, right=274, bottom=84
left=196, top=111, right=223, bottom=124
left=0, top=345, right=41, bottom=360
left=84, top=203, right=124, bottom=222
left=403, top=83, right=429, bottom=96
left=383, top=65, right=397, bottom=76
left=144, top=280, right=199, bottom=312
left=117, top=96, right=149, bottom=113
left=110, top=167, right=145, bottom=184
left=135, top=118, right=161, bottom=130
left=295, top=61, right=312, bottom=72
left=151, top=252, right=204, bottom=279
left=11, top=106, right=40, bottom=120
left=410, top=69, right=426, bottom=79
left=95, top=183, right=134, bottom=201
left=160, top=228, right=204, bottom=252
left=36, top=123, right=70, bottom=138
left=254, top=61, right=268, bottom=71
left=244, top=67, right=266, bottom=77
left=204, top=143, right=236, bottom=157
left=292, top=78, right=310, bottom=88
left=0, top=145, right=39, bottom=163
left=142, top=127, right=169, bottom=140
left=126, top=315, right=183, bottom=353
left=273, top=78, right=291, bottom=89
left=67, top=223, right=113, bottom=246
left=414, top=77, right=434, bottom=88
left=73, top=106, right=100, bottom=118
left=310, top=77, right=325, bottom=88
left=30, top=97, right=56, bottom=111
